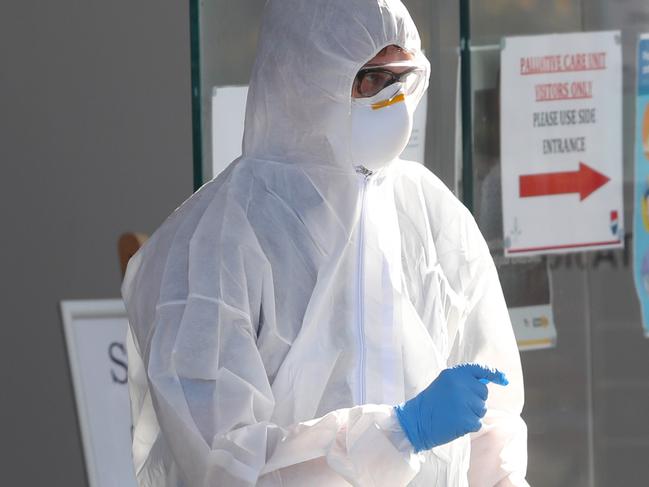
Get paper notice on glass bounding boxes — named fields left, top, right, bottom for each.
left=400, top=95, right=427, bottom=164
left=510, top=304, right=557, bottom=351
left=495, top=256, right=557, bottom=351
left=500, top=31, right=624, bottom=257
left=212, top=85, right=248, bottom=178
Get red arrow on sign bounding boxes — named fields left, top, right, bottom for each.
left=519, top=162, right=610, bottom=201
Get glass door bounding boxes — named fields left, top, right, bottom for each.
left=463, top=1, right=649, bottom=485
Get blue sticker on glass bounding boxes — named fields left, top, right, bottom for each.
left=639, top=38, right=649, bottom=96
left=633, top=35, right=649, bottom=337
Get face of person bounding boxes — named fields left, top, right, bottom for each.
left=351, top=45, right=416, bottom=98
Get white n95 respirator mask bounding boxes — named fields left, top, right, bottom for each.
left=350, top=83, right=414, bottom=172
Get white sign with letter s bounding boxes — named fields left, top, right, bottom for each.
left=61, top=300, right=137, bottom=487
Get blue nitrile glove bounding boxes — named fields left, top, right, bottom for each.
left=394, top=364, right=508, bottom=452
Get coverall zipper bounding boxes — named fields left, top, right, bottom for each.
left=355, top=165, right=372, bottom=404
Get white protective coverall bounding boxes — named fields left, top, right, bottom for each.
left=122, top=0, right=528, bottom=485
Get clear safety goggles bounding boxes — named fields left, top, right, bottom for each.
left=353, top=60, right=426, bottom=99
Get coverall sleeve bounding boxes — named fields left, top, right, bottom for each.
left=446, top=214, right=529, bottom=487
left=125, top=271, right=421, bottom=487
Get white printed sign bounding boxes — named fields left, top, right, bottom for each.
left=211, top=85, right=427, bottom=180
left=501, top=31, right=624, bottom=257
left=510, top=304, right=557, bottom=351
left=211, top=86, right=248, bottom=179
left=401, top=94, right=427, bottom=164
left=61, top=300, right=137, bottom=487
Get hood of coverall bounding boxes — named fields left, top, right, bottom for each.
left=242, top=0, right=431, bottom=169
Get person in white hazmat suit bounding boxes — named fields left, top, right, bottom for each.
left=122, top=0, right=529, bottom=485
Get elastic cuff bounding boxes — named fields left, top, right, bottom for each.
left=393, top=404, right=422, bottom=453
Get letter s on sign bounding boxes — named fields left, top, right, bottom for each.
left=109, top=342, right=128, bottom=384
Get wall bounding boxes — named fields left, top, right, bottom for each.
left=0, top=2, right=193, bottom=485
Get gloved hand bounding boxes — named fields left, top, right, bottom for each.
left=394, top=364, right=508, bottom=452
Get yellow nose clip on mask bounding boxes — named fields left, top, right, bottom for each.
left=371, top=93, right=406, bottom=110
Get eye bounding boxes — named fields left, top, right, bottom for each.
left=359, top=71, right=392, bottom=96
